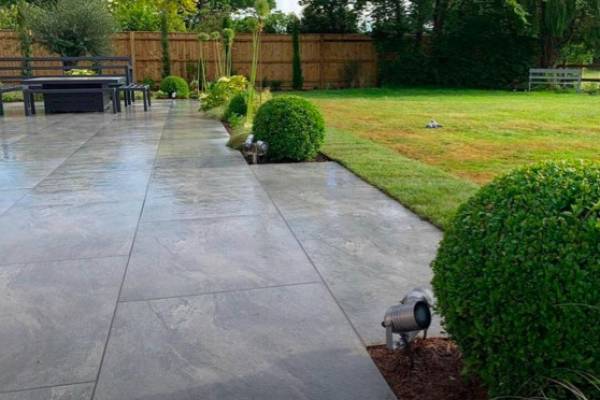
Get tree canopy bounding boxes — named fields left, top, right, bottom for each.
left=299, top=0, right=363, bottom=33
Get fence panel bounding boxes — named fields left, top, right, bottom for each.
left=0, top=31, right=377, bottom=89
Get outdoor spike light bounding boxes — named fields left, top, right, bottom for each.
left=382, top=288, right=433, bottom=351
left=242, top=134, right=268, bottom=164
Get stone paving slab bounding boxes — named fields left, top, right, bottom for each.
left=121, top=214, right=320, bottom=301
left=95, top=284, right=394, bottom=400
left=0, top=257, right=126, bottom=392
left=0, top=199, right=143, bottom=265
left=0, top=189, right=27, bottom=215
left=142, top=166, right=276, bottom=221
left=0, top=160, right=65, bottom=189
left=0, top=383, right=94, bottom=400
left=0, top=101, right=438, bottom=398
left=252, top=163, right=444, bottom=345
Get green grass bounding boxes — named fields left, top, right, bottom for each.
left=324, top=128, right=479, bottom=228
left=290, top=88, right=600, bottom=229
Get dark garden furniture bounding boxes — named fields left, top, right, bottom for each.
left=0, top=56, right=133, bottom=85
left=120, top=83, right=152, bottom=111
left=22, top=76, right=125, bottom=115
left=0, top=56, right=151, bottom=115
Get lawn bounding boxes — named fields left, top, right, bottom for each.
left=292, top=88, right=600, bottom=228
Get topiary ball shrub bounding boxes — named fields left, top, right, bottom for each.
left=159, top=76, right=189, bottom=99
left=252, top=96, right=325, bottom=161
left=224, top=92, right=248, bottom=120
left=432, top=161, right=600, bottom=399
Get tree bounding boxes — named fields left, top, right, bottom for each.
left=26, top=0, right=115, bottom=62
left=433, top=0, right=533, bottom=87
left=368, top=0, right=408, bottom=49
left=0, top=3, right=18, bottom=30
left=519, top=0, right=600, bottom=67
left=291, top=16, right=303, bottom=90
left=15, top=0, right=32, bottom=75
left=197, top=32, right=210, bottom=91
left=264, top=11, right=295, bottom=33
left=299, top=0, right=362, bottom=33
left=107, top=0, right=197, bottom=31
left=160, top=10, right=171, bottom=77
left=407, top=0, right=433, bottom=47
left=192, top=0, right=275, bottom=31
left=111, top=0, right=161, bottom=31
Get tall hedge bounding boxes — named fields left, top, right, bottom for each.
left=160, top=11, right=170, bottom=78
left=291, top=19, right=304, bottom=90
left=375, top=0, right=536, bottom=88
left=432, top=161, right=600, bottom=399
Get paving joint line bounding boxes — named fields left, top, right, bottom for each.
left=0, top=380, right=96, bottom=395
left=118, top=281, right=324, bottom=304
left=248, top=163, right=369, bottom=348
left=89, top=103, right=172, bottom=400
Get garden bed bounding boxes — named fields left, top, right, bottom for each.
left=368, top=338, right=488, bottom=400
left=222, top=121, right=331, bottom=164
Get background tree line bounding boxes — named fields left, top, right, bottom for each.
left=2, top=0, right=599, bottom=87
left=297, top=0, right=600, bottom=88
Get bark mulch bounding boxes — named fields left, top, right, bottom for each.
left=368, top=338, right=488, bottom=400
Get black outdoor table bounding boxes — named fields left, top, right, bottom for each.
left=23, top=76, right=125, bottom=113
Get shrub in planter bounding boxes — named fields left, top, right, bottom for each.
left=432, top=161, right=600, bottom=399
left=252, top=96, right=325, bottom=161
left=159, top=76, right=189, bottom=99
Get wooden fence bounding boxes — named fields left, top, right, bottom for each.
left=0, top=31, right=378, bottom=89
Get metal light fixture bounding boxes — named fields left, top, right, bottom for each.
left=382, top=288, right=433, bottom=351
left=426, top=119, right=443, bottom=129
left=242, top=134, right=268, bottom=164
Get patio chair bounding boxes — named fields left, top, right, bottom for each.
left=120, top=83, right=151, bottom=112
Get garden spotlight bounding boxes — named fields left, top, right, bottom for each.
left=242, top=134, right=268, bottom=164
left=382, top=288, right=433, bottom=351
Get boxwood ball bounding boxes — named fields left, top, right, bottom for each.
left=160, top=75, right=189, bottom=99
left=432, top=160, right=600, bottom=399
left=252, top=96, right=325, bottom=161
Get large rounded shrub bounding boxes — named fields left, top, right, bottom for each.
left=252, top=96, right=325, bottom=161
left=159, top=76, right=189, bottom=99
left=432, top=161, right=600, bottom=399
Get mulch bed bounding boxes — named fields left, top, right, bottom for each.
left=368, top=338, right=488, bottom=400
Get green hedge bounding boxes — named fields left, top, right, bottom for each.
left=432, top=161, right=600, bottom=399
left=253, top=96, right=325, bottom=161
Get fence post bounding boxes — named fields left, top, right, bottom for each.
left=129, top=31, right=136, bottom=81
left=319, top=34, right=325, bottom=89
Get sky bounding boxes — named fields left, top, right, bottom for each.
left=276, top=0, right=302, bottom=14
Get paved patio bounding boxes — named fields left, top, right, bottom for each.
left=0, top=101, right=441, bottom=399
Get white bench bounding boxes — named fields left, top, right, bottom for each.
left=529, top=68, right=582, bottom=91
